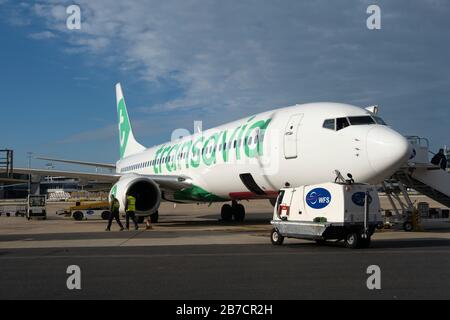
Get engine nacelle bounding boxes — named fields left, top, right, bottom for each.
left=109, top=174, right=161, bottom=216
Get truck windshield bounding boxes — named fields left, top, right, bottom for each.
left=29, top=197, right=45, bottom=206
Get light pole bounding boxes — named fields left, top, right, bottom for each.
left=27, top=152, right=33, bottom=195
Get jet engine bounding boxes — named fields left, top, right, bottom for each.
left=109, top=174, right=161, bottom=216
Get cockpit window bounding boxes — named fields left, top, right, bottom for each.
left=322, top=119, right=335, bottom=130
left=348, top=116, right=375, bottom=125
left=326, top=115, right=387, bottom=131
left=336, top=117, right=350, bottom=131
left=372, top=115, right=387, bottom=125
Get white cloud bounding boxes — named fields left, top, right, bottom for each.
left=7, top=0, right=450, bottom=149
left=28, top=30, right=56, bottom=40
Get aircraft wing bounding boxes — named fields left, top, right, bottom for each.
left=35, top=157, right=116, bottom=169
left=5, top=168, right=193, bottom=191
left=8, top=167, right=120, bottom=182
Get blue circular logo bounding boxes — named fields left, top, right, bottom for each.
left=352, top=192, right=373, bottom=206
left=306, top=188, right=332, bottom=209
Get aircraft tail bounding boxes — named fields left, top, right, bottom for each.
left=116, top=83, right=146, bottom=159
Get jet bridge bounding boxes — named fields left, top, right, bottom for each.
left=382, top=136, right=450, bottom=230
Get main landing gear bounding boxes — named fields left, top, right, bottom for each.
left=221, top=201, right=245, bottom=222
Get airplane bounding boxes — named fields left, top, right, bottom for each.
left=11, top=83, right=411, bottom=222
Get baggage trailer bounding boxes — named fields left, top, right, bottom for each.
left=57, top=201, right=111, bottom=221
left=270, top=182, right=383, bottom=248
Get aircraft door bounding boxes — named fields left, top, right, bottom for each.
left=284, top=114, right=304, bottom=159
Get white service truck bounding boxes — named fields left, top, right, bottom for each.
left=26, top=195, right=47, bottom=220
left=271, top=182, right=383, bottom=248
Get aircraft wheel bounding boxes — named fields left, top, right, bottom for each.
left=233, top=204, right=245, bottom=222
left=221, top=204, right=233, bottom=222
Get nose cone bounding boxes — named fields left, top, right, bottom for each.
left=366, top=126, right=411, bottom=177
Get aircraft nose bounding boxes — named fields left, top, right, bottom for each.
left=366, top=126, right=411, bottom=176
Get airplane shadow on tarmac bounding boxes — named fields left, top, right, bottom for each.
left=157, top=213, right=271, bottom=228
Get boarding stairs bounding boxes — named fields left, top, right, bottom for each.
left=381, top=137, right=449, bottom=230
left=396, top=136, right=450, bottom=208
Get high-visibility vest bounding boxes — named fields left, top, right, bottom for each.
left=111, top=199, right=120, bottom=213
left=126, top=195, right=136, bottom=212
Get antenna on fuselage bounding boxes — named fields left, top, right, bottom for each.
left=365, top=105, right=379, bottom=114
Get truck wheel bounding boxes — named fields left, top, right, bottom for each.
left=271, top=228, right=284, bottom=245
left=73, top=211, right=84, bottom=221
left=221, top=204, right=233, bottom=222
left=345, top=233, right=361, bottom=249
left=403, top=221, right=413, bottom=232
left=233, top=204, right=245, bottom=222
left=6, top=212, right=10, bottom=217
left=101, top=211, right=111, bottom=220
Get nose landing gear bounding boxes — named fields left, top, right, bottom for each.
left=221, top=201, right=246, bottom=222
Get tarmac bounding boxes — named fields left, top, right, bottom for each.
left=0, top=200, right=449, bottom=299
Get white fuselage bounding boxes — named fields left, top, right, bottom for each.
left=115, top=102, right=411, bottom=202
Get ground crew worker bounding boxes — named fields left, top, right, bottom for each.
left=431, top=149, right=447, bottom=171
left=125, top=194, right=139, bottom=230
left=106, top=195, right=124, bottom=231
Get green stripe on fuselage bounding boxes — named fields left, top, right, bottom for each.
left=151, top=116, right=272, bottom=174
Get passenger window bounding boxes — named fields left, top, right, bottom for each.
left=323, top=119, right=335, bottom=130
left=336, top=117, right=350, bottom=131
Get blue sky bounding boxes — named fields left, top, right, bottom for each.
left=0, top=0, right=449, bottom=169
